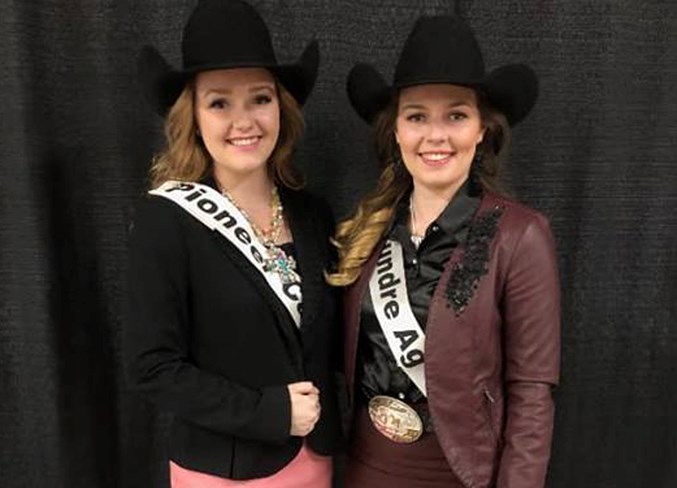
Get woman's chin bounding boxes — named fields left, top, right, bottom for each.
left=212, top=157, right=271, bottom=178
left=411, top=173, right=469, bottom=193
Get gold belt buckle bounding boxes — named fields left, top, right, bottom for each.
left=367, top=395, right=423, bottom=443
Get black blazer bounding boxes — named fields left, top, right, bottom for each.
left=124, top=180, right=343, bottom=479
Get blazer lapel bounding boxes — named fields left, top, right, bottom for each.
left=193, top=177, right=304, bottom=368
left=280, top=187, right=321, bottom=333
left=198, top=176, right=304, bottom=334
left=206, top=231, right=304, bottom=359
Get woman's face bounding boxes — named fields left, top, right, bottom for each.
left=395, top=83, right=485, bottom=193
left=194, top=67, right=280, bottom=181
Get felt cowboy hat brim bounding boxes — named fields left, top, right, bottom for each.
left=347, top=61, right=538, bottom=126
left=137, top=0, right=320, bottom=116
left=138, top=40, right=320, bottom=116
left=347, top=15, right=538, bottom=126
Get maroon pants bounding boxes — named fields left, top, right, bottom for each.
left=345, top=407, right=466, bottom=488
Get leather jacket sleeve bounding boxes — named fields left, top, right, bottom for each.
left=496, top=214, right=561, bottom=488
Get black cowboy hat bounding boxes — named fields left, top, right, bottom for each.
left=138, top=0, right=319, bottom=115
left=347, top=15, right=538, bottom=126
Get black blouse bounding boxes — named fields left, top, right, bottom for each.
left=358, top=182, right=480, bottom=403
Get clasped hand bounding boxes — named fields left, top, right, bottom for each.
left=287, top=381, right=321, bottom=437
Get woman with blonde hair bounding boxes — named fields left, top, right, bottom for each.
left=328, top=15, right=561, bottom=488
left=125, top=1, right=341, bottom=486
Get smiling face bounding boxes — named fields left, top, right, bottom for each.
left=395, top=83, right=485, bottom=194
left=194, top=67, right=280, bottom=182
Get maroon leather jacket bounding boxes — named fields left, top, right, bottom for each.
left=343, top=193, right=561, bottom=488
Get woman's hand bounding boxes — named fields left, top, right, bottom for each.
left=287, top=381, right=321, bottom=437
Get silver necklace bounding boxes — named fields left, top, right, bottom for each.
left=409, top=194, right=424, bottom=249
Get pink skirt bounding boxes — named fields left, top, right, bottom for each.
left=169, top=445, right=332, bottom=488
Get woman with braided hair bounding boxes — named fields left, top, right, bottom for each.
left=328, top=15, right=561, bottom=488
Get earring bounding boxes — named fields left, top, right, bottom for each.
left=195, top=128, right=201, bottom=138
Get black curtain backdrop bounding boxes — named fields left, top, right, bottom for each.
left=1, top=1, right=675, bottom=487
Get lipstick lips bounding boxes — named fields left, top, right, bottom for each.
left=419, top=151, right=455, bottom=167
left=227, top=135, right=262, bottom=150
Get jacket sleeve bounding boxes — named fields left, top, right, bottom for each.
left=496, top=214, right=561, bottom=488
left=124, top=196, right=291, bottom=444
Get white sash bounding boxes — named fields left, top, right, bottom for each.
left=368, top=239, right=427, bottom=397
left=150, top=181, right=302, bottom=328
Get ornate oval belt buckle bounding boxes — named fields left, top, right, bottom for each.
left=367, top=395, right=423, bottom=443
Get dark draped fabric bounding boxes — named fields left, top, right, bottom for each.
left=0, top=1, right=675, bottom=487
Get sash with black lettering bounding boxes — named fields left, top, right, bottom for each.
left=150, top=181, right=302, bottom=327
left=369, top=239, right=427, bottom=396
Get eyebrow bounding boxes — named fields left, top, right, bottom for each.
left=400, top=101, right=472, bottom=111
left=202, top=84, right=275, bottom=97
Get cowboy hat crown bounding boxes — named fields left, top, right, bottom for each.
left=138, top=0, right=319, bottom=115
left=347, top=15, right=538, bottom=125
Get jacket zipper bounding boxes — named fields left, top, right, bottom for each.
left=482, top=385, right=497, bottom=443
left=483, top=386, right=495, bottom=404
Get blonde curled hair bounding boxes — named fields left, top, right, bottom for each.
left=327, top=89, right=511, bottom=287
left=149, top=77, right=305, bottom=190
